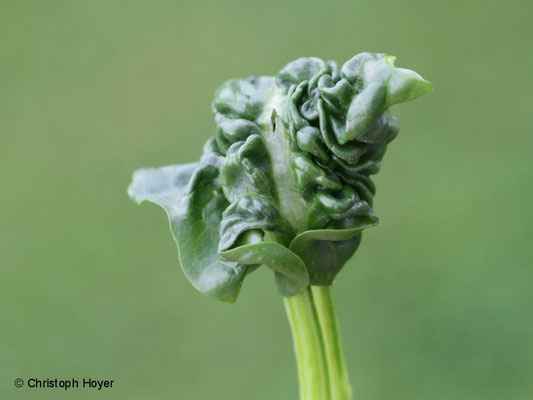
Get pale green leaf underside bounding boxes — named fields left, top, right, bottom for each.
left=129, top=162, right=247, bottom=303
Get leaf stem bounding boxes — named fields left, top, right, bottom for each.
left=311, top=286, right=353, bottom=400
left=284, top=287, right=330, bottom=400
left=284, top=286, right=353, bottom=399
left=285, top=286, right=352, bottom=400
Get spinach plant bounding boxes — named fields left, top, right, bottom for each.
left=128, top=52, right=432, bottom=400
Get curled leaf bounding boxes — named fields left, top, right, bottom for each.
left=129, top=53, right=431, bottom=301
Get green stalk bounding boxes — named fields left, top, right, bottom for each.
left=311, top=286, right=353, bottom=400
left=285, top=286, right=353, bottom=400
left=285, top=286, right=352, bottom=400
left=284, top=287, right=330, bottom=400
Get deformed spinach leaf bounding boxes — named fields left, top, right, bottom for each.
left=129, top=53, right=432, bottom=302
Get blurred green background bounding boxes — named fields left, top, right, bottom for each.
left=1, top=0, right=532, bottom=399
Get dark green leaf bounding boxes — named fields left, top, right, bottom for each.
left=129, top=52, right=431, bottom=301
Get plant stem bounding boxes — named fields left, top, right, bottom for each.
left=284, top=287, right=330, bottom=400
left=311, top=286, right=353, bottom=400
left=284, top=286, right=353, bottom=400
